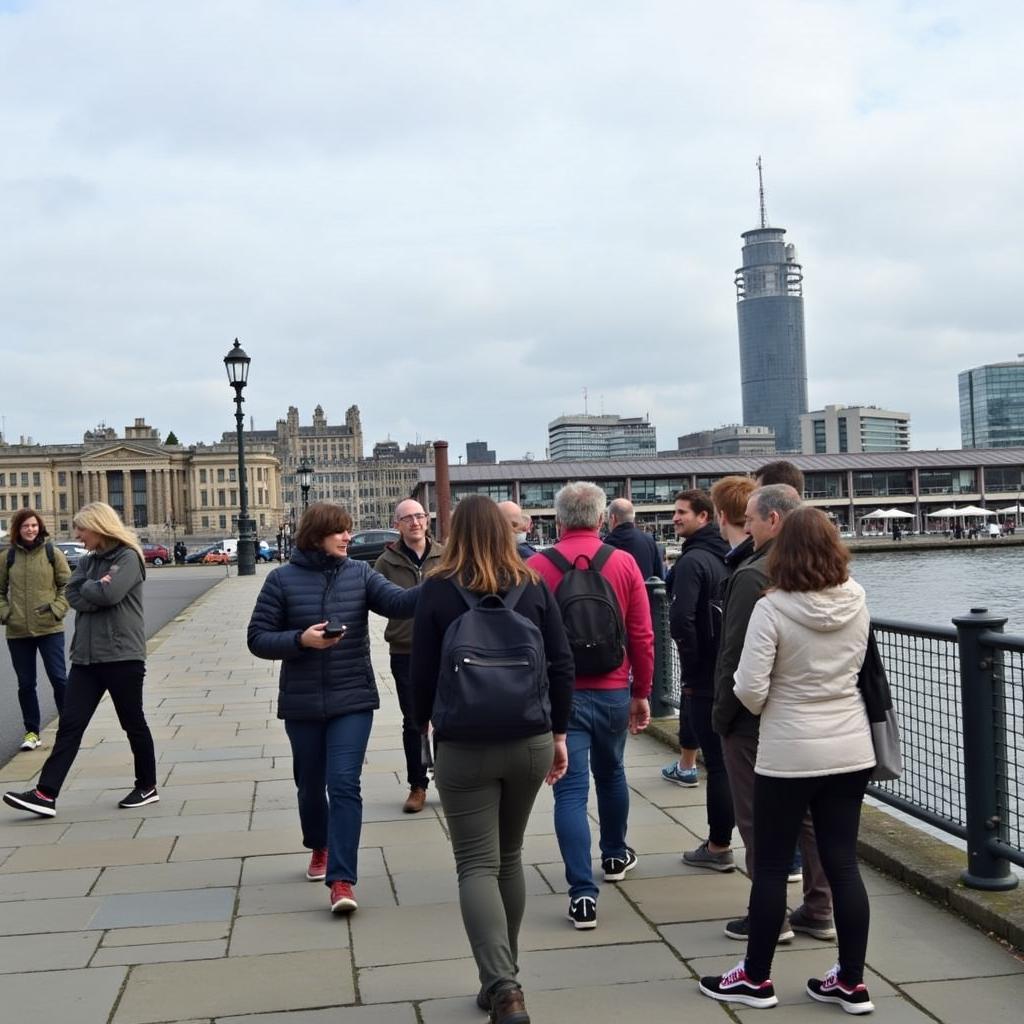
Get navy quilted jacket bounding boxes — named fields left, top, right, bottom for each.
left=247, top=547, right=418, bottom=721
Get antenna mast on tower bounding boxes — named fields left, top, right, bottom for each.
left=757, top=155, right=768, bottom=228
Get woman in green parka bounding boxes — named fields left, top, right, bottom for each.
left=0, top=509, right=71, bottom=750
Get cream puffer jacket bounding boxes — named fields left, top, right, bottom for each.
left=733, top=579, right=875, bottom=778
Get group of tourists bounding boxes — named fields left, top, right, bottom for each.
left=0, top=463, right=880, bottom=1023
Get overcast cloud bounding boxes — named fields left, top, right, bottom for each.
left=2, top=0, right=1021, bottom=459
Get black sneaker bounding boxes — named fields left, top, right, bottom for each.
left=567, top=895, right=597, bottom=930
left=118, top=786, right=159, bottom=809
left=724, top=914, right=794, bottom=943
left=3, top=788, right=56, bottom=818
left=807, top=964, right=875, bottom=1014
left=601, top=846, right=638, bottom=881
left=699, top=959, right=778, bottom=1009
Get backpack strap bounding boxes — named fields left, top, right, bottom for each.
left=590, top=544, right=615, bottom=573
left=453, top=580, right=529, bottom=611
left=6, top=542, right=54, bottom=568
left=539, top=547, right=572, bottom=575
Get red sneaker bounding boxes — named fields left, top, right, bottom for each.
left=330, top=881, right=357, bottom=914
left=306, top=848, right=328, bottom=881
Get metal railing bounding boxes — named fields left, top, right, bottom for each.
left=647, top=579, right=1023, bottom=891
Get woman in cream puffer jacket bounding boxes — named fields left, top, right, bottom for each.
left=699, top=507, right=877, bottom=1015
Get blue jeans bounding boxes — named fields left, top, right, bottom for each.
left=553, top=688, right=631, bottom=899
left=7, top=633, right=67, bottom=735
left=285, top=711, right=373, bottom=886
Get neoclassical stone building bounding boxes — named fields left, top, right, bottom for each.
left=0, top=419, right=282, bottom=541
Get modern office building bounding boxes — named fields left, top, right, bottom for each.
left=675, top=424, right=776, bottom=457
left=413, top=447, right=1024, bottom=542
left=466, top=440, right=497, bottom=465
left=547, top=414, right=656, bottom=461
left=735, top=163, right=809, bottom=452
left=800, top=405, right=910, bottom=454
left=960, top=355, right=1024, bottom=448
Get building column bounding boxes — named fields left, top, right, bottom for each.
left=162, top=469, right=172, bottom=527
left=99, top=470, right=109, bottom=504
left=122, top=470, right=133, bottom=526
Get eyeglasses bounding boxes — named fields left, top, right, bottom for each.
left=397, top=513, right=428, bottom=525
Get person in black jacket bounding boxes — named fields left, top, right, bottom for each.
left=603, top=498, right=665, bottom=580
left=247, top=502, right=418, bottom=916
left=411, top=495, right=574, bottom=1024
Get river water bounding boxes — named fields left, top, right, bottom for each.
left=850, top=546, right=1024, bottom=634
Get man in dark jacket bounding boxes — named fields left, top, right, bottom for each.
left=712, top=483, right=835, bottom=943
left=665, top=489, right=732, bottom=867
left=375, top=499, right=444, bottom=813
left=603, top=499, right=664, bottom=580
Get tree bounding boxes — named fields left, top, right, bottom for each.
left=165, top=431, right=180, bottom=446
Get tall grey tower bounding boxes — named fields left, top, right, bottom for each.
left=735, top=159, right=809, bottom=452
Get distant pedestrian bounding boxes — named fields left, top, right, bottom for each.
left=173, top=540, right=187, bottom=564
left=700, top=507, right=876, bottom=1014
left=4, top=502, right=157, bottom=818
left=0, top=509, right=71, bottom=752
left=247, top=501, right=418, bottom=915
left=411, top=494, right=574, bottom=1024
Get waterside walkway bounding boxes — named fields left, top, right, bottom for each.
left=1, top=567, right=1022, bottom=1023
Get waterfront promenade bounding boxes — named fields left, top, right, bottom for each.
left=1, top=567, right=1022, bottom=1023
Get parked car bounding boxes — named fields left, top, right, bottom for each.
left=185, top=544, right=221, bottom=564
left=346, top=529, right=400, bottom=563
left=55, top=541, right=88, bottom=569
left=142, top=543, right=172, bottom=566
left=256, top=542, right=279, bottom=562
left=202, top=550, right=230, bottom=565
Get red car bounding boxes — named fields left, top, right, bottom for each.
left=142, top=544, right=172, bottom=566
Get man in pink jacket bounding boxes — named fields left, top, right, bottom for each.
left=530, top=481, right=654, bottom=931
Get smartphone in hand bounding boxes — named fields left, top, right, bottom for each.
left=323, top=618, right=347, bottom=639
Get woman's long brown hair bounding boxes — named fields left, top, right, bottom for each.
left=430, top=494, right=538, bottom=593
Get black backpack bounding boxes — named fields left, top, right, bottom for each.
left=431, top=582, right=551, bottom=735
left=540, top=545, right=626, bottom=676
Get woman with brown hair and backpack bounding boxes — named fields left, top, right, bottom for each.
left=411, top=494, right=574, bottom=1024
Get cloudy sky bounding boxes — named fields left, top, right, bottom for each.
left=2, top=0, right=1021, bottom=460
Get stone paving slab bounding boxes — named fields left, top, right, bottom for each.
left=0, top=929, right=102, bottom=972
left=220, top=1006, right=417, bottom=1024
left=902, top=973, right=1024, bottom=1022
left=92, top=937, right=228, bottom=966
left=89, top=886, right=236, bottom=928
left=101, top=921, right=231, bottom=947
left=112, top=950, right=356, bottom=1023
left=4, top=966, right=127, bottom=1021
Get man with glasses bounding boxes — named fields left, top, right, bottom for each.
left=375, top=499, right=444, bottom=813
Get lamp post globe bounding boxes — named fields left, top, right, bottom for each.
left=223, top=338, right=256, bottom=576
left=297, top=457, right=314, bottom=512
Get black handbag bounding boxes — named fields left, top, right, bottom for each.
left=857, top=630, right=903, bottom=782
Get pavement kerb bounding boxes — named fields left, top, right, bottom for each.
left=649, top=714, right=1024, bottom=953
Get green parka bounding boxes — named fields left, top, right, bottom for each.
left=0, top=541, right=72, bottom=638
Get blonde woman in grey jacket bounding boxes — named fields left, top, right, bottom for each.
left=700, top=508, right=876, bottom=1015
left=3, top=503, right=157, bottom=818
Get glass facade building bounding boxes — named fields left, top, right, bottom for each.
left=547, top=414, right=656, bottom=461
left=735, top=226, right=808, bottom=452
left=960, top=358, right=1024, bottom=448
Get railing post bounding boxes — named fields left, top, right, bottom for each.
left=952, top=607, right=1018, bottom=890
left=646, top=578, right=674, bottom=718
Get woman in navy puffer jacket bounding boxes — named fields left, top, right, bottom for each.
left=248, top=502, right=418, bottom=914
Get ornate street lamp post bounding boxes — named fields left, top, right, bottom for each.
left=223, top=338, right=256, bottom=576
left=297, top=457, right=314, bottom=512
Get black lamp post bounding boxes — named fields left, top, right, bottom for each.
left=297, top=457, right=314, bottom=512
left=223, top=338, right=256, bottom=576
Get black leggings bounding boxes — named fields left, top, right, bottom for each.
left=745, top=768, right=872, bottom=987
left=38, top=661, right=155, bottom=799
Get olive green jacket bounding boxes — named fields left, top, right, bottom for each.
left=0, top=541, right=72, bottom=638
left=374, top=539, right=444, bottom=654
